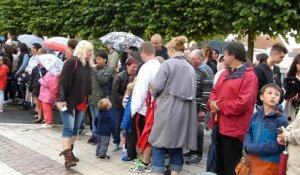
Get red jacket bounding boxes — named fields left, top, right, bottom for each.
left=207, top=64, right=258, bottom=141
left=0, top=64, right=9, bottom=90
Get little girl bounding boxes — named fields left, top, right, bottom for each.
left=38, top=71, right=59, bottom=128
left=0, top=56, right=11, bottom=112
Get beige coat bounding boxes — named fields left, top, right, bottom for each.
left=286, top=111, right=300, bottom=175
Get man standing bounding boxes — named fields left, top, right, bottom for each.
left=151, top=34, right=169, bottom=60
left=130, top=42, right=161, bottom=173
left=255, top=43, right=287, bottom=105
left=106, top=44, right=119, bottom=97
left=185, top=49, right=214, bottom=164
left=207, top=42, right=258, bottom=175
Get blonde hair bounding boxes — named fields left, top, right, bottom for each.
left=126, top=82, right=135, bottom=95
left=167, top=35, right=188, bottom=52
left=98, top=98, right=111, bottom=111
left=38, top=48, right=47, bottom=55
left=73, top=40, right=94, bottom=66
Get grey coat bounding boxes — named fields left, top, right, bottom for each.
left=148, top=55, right=197, bottom=150
left=88, top=65, right=113, bottom=105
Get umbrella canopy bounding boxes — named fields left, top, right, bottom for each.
left=25, top=56, right=40, bottom=75
left=44, top=37, right=69, bottom=52
left=38, top=54, right=63, bottom=76
left=206, top=123, right=219, bottom=173
left=205, top=40, right=230, bottom=54
left=99, top=31, right=144, bottom=51
left=18, top=34, right=44, bottom=48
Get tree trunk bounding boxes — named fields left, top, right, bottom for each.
left=247, top=32, right=255, bottom=64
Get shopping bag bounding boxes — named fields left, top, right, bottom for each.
left=235, top=156, right=251, bottom=175
left=278, top=145, right=288, bottom=175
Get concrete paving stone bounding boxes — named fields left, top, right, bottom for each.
left=0, top=122, right=208, bottom=175
left=0, top=134, right=83, bottom=175
left=5, top=172, right=23, bottom=175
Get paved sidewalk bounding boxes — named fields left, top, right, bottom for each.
left=0, top=124, right=207, bottom=175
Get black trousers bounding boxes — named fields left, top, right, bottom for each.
left=126, top=132, right=137, bottom=160
left=190, top=122, right=204, bottom=157
left=128, top=113, right=145, bottom=160
left=217, top=134, right=243, bottom=175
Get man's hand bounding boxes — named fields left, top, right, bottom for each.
left=197, top=111, right=206, bottom=122
left=209, top=100, right=220, bottom=113
left=56, top=101, right=67, bottom=111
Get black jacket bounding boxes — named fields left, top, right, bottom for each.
left=28, top=65, right=47, bottom=96
left=206, top=59, right=218, bottom=74
left=283, top=77, right=300, bottom=100
left=255, top=62, right=282, bottom=105
left=58, top=58, right=92, bottom=112
left=112, top=70, right=136, bottom=108
left=155, top=46, right=169, bottom=60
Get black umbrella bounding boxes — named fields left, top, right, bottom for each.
left=206, top=123, right=219, bottom=173
left=206, top=40, right=230, bottom=54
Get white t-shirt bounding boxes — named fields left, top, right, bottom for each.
left=131, top=58, right=161, bottom=116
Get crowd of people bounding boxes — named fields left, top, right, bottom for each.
left=0, top=32, right=300, bottom=175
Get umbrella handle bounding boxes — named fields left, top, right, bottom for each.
left=214, top=113, right=218, bottom=122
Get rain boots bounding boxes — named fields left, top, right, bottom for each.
left=71, top=145, right=79, bottom=162
left=59, top=148, right=76, bottom=169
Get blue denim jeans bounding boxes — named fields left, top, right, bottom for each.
left=89, top=105, right=99, bottom=135
left=60, top=109, right=85, bottom=138
left=152, top=147, right=183, bottom=174
left=112, top=107, right=124, bottom=145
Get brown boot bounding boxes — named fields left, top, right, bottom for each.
left=59, top=148, right=76, bottom=169
left=71, top=145, right=79, bottom=162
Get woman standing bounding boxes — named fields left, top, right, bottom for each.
left=56, top=40, right=93, bottom=169
left=284, top=54, right=300, bottom=121
left=111, top=57, right=139, bottom=151
left=148, top=36, right=197, bottom=175
left=15, top=43, right=30, bottom=103
left=277, top=111, right=300, bottom=175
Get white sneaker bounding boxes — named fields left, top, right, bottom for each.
left=0, top=109, right=3, bottom=112
left=40, top=124, right=53, bottom=128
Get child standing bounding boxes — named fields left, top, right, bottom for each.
left=38, top=72, right=59, bottom=128
left=243, top=83, right=289, bottom=175
left=121, top=82, right=136, bottom=161
left=95, top=98, right=114, bottom=159
left=0, top=56, right=11, bottom=112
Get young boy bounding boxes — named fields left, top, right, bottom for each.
left=121, top=82, right=136, bottom=161
left=95, top=98, right=114, bottom=159
left=243, top=83, right=289, bottom=175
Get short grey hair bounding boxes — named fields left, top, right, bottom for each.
left=151, top=34, right=162, bottom=42
left=190, top=49, right=205, bottom=60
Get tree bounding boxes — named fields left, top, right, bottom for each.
left=205, top=0, right=300, bottom=61
left=1, top=0, right=300, bottom=60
